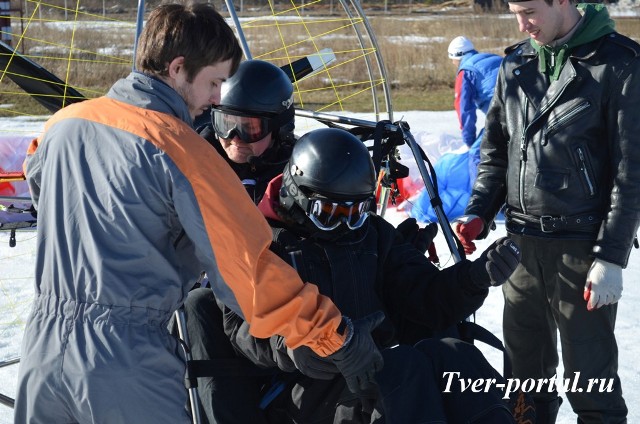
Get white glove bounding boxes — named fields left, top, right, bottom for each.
left=583, top=258, right=623, bottom=311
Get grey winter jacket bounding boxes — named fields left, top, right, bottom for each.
left=17, top=70, right=352, bottom=422
left=466, top=33, right=640, bottom=267
left=22, top=72, right=346, bottom=352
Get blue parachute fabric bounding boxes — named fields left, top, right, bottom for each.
left=468, top=130, right=482, bottom=184
left=410, top=131, right=483, bottom=223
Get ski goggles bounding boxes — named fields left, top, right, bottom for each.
left=212, top=108, right=275, bottom=143
left=306, top=196, right=373, bottom=231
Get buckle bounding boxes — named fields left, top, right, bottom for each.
left=540, top=215, right=568, bottom=233
left=539, top=215, right=555, bottom=233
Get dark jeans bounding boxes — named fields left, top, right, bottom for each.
left=179, top=288, right=514, bottom=423
left=503, top=234, right=627, bottom=424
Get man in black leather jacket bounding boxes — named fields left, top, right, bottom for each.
left=453, top=1, right=640, bottom=422
left=190, top=127, right=523, bottom=423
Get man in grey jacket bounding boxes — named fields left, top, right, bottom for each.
left=454, top=0, right=640, bottom=423
left=14, top=4, right=382, bottom=423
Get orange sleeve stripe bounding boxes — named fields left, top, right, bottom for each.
left=23, top=137, right=39, bottom=175
left=42, top=97, right=345, bottom=355
left=26, top=138, right=39, bottom=155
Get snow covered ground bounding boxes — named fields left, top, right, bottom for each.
left=0, top=110, right=638, bottom=423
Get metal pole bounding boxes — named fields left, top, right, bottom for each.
left=296, top=108, right=393, bottom=130
left=399, top=125, right=462, bottom=263
left=175, top=308, right=202, bottom=424
left=0, top=357, right=19, bottom=368
left=0, top=392, right=14, bottom=408
left=349, top=0, right=394, bottom=122
left=337, top=0, right=380, bottom=121
left=0, top=195, right=31, bottom=202
left=131, top=0, right=145, bottom=71
left=0, top=358, right=19, bottom=408
left=224, top=0, right=252, bottom=60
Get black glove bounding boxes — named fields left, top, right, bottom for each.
left=396, top=217, right=438, bottom=254
left=328, top=311, right=385, bottom=396
left=470, top=237, right=521, bottom=288
left=286, top=345, right=340, bottom=379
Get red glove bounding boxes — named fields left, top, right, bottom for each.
left=453, top=215, right=485, bottom=255
left=427, top=243, right=439, bottom=265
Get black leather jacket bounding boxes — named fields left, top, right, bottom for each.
left=466, top=33, right=640, bottom=267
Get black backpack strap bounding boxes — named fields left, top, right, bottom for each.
left=458, top=320, right=512, bottom=378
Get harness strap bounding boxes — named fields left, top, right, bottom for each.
left=187, top=358, right=275, bottom=381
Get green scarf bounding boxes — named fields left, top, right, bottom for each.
left=531, top=3, right=615, bottom=81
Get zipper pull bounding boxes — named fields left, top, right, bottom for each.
left=520, top=134, right=527, bottom=161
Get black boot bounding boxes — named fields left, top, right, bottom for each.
left=534, top=396, right=562, bottom=424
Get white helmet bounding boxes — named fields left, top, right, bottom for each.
left=447, top=36, right=475, bottom=59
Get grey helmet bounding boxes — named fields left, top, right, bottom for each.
left=280, top=128, right=376, bottom=231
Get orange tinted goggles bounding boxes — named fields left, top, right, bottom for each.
left=307, top=197, right=372, bottom=231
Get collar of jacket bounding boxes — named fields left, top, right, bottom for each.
left=208, top=134, right=287, bottom=177
left=107, top=71, right=194, bottom=126
left=530, top=3, right=615, bottom=81
left=458, top=50, right=479, bottom=68
left=511, top=35, right=604, bottom=63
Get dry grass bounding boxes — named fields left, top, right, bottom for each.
left=2, top=5, right=640, bottom=117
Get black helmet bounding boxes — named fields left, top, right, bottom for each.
left=280, top=128, right=376, bottom=231
left=212, top=60, right=295, bottom=143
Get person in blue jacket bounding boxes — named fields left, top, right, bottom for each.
left=408, top=38, right=502, bottom=225
left=448, top=36, right=502, bottom=150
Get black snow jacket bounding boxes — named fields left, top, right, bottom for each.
left=220, top=176, right=490, bottom=371
left=466, top=5, right=640, bottom=267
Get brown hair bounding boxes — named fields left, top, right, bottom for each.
left=135, top=2, right=243, bottom=81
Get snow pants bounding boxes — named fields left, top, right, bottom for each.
left=173, top=287, right=273, bottom=424
left=503, top=234, right=628, bottom=424
left=180, top=287, right=514, bottom=423
left=14, top=294, right=190, bottom=424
